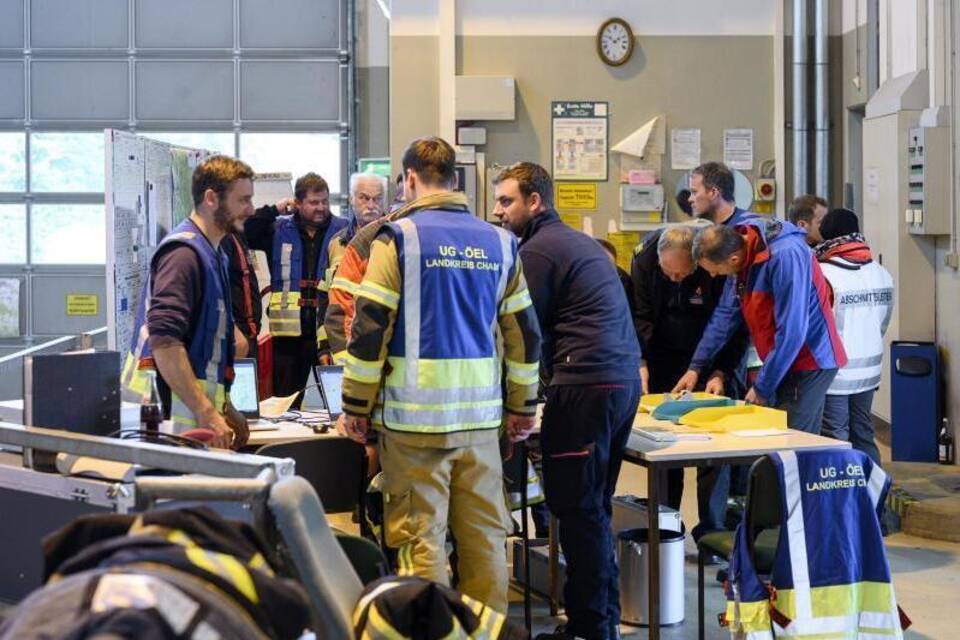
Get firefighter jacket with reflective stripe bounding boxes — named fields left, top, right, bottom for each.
left=268, top=214, right=348, bottom=338
left=324, top=192, right=471, bottom=365
left=342, top=207, right=542, bottom=446
left=121, top=218, right=234, bottom=429
left=32, top=507, right=310, bottom=640
left=819, top=253, right=894, bottom=396
left=724, top=449, right=902, bottom=639
left=352, top=576, right=526, bottom=640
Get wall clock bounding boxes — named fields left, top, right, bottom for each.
left=597, top=18, right=634, bottom=67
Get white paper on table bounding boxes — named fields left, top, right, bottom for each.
left=730, top=428, right=786, bottom=437
left=259, top=393, right=300, bottom=419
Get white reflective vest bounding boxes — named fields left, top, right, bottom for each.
left=820, top=258, right=894, bottom=395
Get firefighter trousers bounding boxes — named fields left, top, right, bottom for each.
left=379, top=432, right=511, bottom=613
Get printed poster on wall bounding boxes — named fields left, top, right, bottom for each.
left=552, top=102, right=608, bottom=181
left=723, top=128, right=754, bottom=170
left=671, top=128, right=701, bottom=170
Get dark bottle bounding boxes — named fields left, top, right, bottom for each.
left=938, top=418, right=955, bottom=465
left=140, top=368, right=163, bottom=433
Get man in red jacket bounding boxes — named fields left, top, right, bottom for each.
left=687, top=218, right=847, bottom=433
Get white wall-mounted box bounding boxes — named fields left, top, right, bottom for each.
left=455, top=76, right=515, bottom=121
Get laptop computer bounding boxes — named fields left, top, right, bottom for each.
left=232, top=358, right=278, bottom=432
left=314, top=365, right=344, bottom=418
left=231, top=358, right=260, bottom=419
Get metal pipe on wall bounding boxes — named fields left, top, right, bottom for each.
left=792, top=0, right=810, bottom=198
left=814, top=0, right=830, bottom=199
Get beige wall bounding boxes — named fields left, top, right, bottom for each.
left=391, top=34, right=775, bottom=229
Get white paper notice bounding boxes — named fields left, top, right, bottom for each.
left=671, top=129, right=701, bottom=170
left=723, top=129, right=754, bottom=170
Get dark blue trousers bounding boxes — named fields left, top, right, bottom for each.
left=541, top=381, right=641, bottom=640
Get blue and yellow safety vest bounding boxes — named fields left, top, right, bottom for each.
left=361, top=209, right=532, bottom=435
left=121, top=218, right=235, bottom=430
left=725, top=449, right=903, bottom=639
left=267, top=214, right=348, bottom=337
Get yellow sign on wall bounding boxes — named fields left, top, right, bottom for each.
left=558, top=211, right=584, bottom=231
left=605, top=232, right=641, bottom=272
left=66, top=294, right=99, bottom=316
left=556, top=183, right=598, bottom=210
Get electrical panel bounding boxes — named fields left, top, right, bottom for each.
left=620, top=184, right=665, bottom=230
left=906, top=127, right=950, bottom=235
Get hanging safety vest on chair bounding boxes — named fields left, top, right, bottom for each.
left=724, top=449, right=906, bottom=639
left=268, top=215, right=347, bottom=337
left=121, top=218, right=235, bottom=431
left=356, top=209, right=534, bottom=435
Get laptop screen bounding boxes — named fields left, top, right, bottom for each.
left=231, top=358, right=259, bottom=417
left=316, top=365, right=344, bottom=416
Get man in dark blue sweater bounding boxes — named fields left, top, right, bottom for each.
left=494, top=162, right=641, bottom=640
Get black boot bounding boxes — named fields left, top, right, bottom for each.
left=534, top=624, right=585, bottom=640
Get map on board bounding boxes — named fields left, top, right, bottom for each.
left=105, top=131, right=211, bottom=352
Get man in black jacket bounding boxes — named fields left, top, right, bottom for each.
left=243, top=173, right=348, bottom=397
left=631, top=224, right=748, bottom=540
left=494, top=162, right=641, bottom=640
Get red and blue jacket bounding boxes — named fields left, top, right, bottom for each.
left=691, top=218, right=847, bottom=401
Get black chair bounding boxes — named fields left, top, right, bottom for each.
left=334, top=531, right=390, bottom=586
left=257, top=438, right=368, bottom=533
left=696, top=456, right=781, bottom=640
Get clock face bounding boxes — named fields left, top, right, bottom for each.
left=598, top=18, right=633, bottom=66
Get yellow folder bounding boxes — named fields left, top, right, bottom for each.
left=678, top=405, right=788, bottom=432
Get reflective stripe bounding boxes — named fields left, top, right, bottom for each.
left=725, top=598, right=772, bottom=635
left=376, top=417, right=501, bottom=434
left=499, top=288, right=532, bottom=315
left=184, top=547, right=259, bottom=604
left=169, top=381, right=226, bottom=431
left=366, top=601, right=407, bottom=640
left=505, top=358, right=539, bottom=385
left=845, top=354, right=883, bottom=369
left=267, top=291, right=302, bottom=337
left=831, top=374, right=882, bottom=391
left=866, top=462, right=888, bottom=509
left=780, top=451, right=814, bottom=621
left=491, top=226, right=514, bottom=335
left=353, top=580, right=404, bottom=628
left=332, top=349, right=348, bottom=365
left=331, top=275, right=359, bottom=295
left=356, top=280, right=400, bottom=310
left=396, top=544, right=415, bottom=577
left=774, top=611, right=902, bottom=635
left=345, top=353, right=385, bottom=384
left=204, top=299, right=227, bottom=386
left=381, top=401, right=502, bottom=428
left=396, top=218, right=422, bottom=391
left=384, top=383, right=503, bottom=405
left=279, top=243, right=294, bottom=314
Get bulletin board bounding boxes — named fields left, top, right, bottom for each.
left=104, top=130, right=212, bottom=352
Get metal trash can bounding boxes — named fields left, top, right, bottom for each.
left=617, top=527, right=685, bottom=626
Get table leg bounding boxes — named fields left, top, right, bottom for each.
left=520, top=442, right=532, bottom=634
left=647, top=463, right=661, bottom=640
left=548, top=512, right=561, bottom=616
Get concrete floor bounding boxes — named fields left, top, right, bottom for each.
left=506, top=452, right=960, bottom=639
